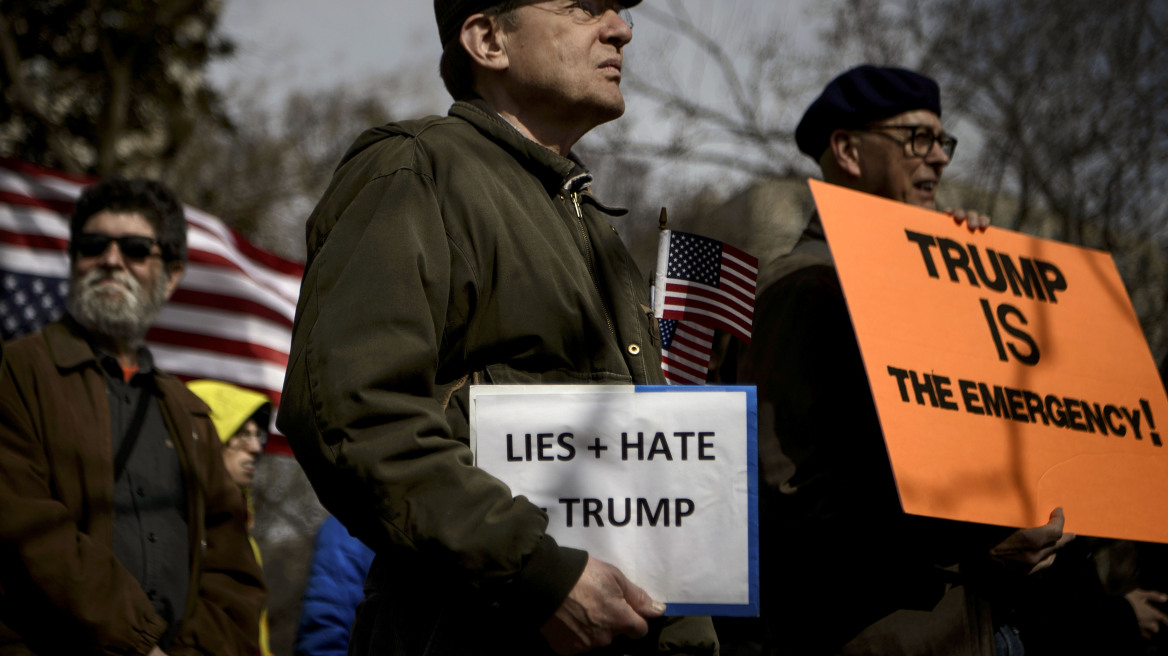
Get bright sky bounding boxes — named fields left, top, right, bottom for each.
left=209, top=0, right=440, bottom=105
left=206, top=1, right=912, bottom=197
left=208, top=1, right=824, bottom=113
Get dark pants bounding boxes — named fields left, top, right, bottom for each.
left=348, top=553, right=555, bottom=656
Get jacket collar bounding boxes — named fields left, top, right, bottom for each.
left=43, top=315, right=99, bottom=372
left=451, top=100, right=592, bottom=197
left=790, top=211, right=833, bottom=266
left=799, top=211, right=827, bottom=245
left=44, top=314, right=160, bottom=379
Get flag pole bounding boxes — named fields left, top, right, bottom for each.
left=659, top=207, right=668, bottom=231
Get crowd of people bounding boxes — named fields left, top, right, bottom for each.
left=1, top=1, right=1164, bottom=655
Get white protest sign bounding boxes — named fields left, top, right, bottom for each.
left=470, top=385, right=758, bottom=617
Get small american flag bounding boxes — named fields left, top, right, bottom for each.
left=658, top=319, right=716, bottom=385
left=653, top=229, right=758, bottom=385
left=0, top=158, right=304, bottom=454
left=654, top=230, right=758, bottom=343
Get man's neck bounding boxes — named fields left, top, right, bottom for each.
left=476, top=91, right=590, bottom=157
left=91, top=334, right=143, bottom=372
left=496, top=109, right=584, bottom=157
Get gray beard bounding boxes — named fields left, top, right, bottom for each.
left=66, top=268, right=169, bottom=343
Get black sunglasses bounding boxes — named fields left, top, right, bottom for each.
left=74, top=233, right=162, bottom=260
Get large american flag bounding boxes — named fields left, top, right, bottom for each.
left=653, top=229, right=758, bottom=385
left=0, top=158, right=304, bottom=454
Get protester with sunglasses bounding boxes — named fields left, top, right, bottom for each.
left=714, top=66, right=1071, bottom=656
left=0, top=178, right=265, bottom=655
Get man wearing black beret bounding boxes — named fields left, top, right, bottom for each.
left=279, top=1, right=716, bottom=655
left=716, top=65, right=1072, bottom=655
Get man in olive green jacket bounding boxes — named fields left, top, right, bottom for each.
left=279, top=1, right=714, bottom=655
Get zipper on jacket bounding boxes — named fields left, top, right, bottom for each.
left=565, top=189, right=616, bottom=338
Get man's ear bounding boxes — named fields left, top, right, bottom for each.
left=826, top=129, right=863, bottom=179
left=460, top=13, right=509, bottom=73
left=163, top=261, right=185, bottom=301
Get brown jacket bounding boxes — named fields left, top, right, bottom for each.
left=0, top=318, right=265, bottom=655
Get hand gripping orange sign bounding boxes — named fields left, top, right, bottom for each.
left=810, top=179, right=1168, bottom=543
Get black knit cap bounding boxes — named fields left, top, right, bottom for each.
left=795, top=65, right=941, bottom=160
left=435, top=0, right=643, bottom=47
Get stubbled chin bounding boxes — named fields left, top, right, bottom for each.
left=909, top=193, right=936, bottom=210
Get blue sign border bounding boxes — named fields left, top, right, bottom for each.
left=635, top=384, right=759, bottom=617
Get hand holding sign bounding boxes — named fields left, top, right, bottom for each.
left=1125, top=589, right=1168, bottom=639
left=540, top=556, right=665, bottom=655
left=988, top=507, right=1076, bottom=575
left=945, top=207, right=991, bottom=232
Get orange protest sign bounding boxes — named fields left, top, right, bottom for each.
left=809, top=179, right=1168, bottom=543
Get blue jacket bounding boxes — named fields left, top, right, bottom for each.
left=294, top=516, right=375, bottom=656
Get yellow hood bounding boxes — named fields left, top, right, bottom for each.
left=186, top=379, right=271, bottom=444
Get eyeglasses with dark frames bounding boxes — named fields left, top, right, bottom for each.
left=541, top=0, right=633, bottom=28
left=74, top=233, right=162, bottom=261
left=854, top=124, right=958, bottom=160
left=228, top=427, right=269, bottom=451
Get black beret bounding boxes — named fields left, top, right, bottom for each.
left=795, top=65, right=941, bottom=160
left=435, top=0, right=642, bottom=47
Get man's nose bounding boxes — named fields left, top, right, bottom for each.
left=602, top=9, right=633, bottom=47
left=925, top=140, right=950, bottom=167
left=96, top=241, right=128, bottom=268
